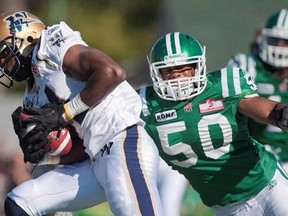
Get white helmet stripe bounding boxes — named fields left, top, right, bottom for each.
left=165, top=33, right=173, bottom=55
left=277, top=9, right=288, bottom=28
left=174, top=32, right=181, bottom=54
left=284, top=10, right=288, bottom=28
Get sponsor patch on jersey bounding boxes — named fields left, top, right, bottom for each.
left=198, top=99, right=224, bottom=114
left=155, top=110, right=177, bottom=122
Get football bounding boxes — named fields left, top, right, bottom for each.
left=47, top=128, right=72, bottom=156
left=26, top=123, right=72, bottom=156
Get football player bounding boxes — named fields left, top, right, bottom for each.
left=0, top=11, right=164, bottom=215
left=227, top=8, right=288, bottom=172
left=137, top=31, right=288, bottom=215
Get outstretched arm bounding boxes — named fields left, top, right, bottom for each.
left=238, top=96, right=284, bottom=128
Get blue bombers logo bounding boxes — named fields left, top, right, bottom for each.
left=48, top=26, right=65, bottom=47
left=4, top=11, right=37, bottom=33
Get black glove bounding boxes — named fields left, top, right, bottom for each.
left=20, top=135, right=51, bottom=163
left=22, top=104, right=69, bottom=134
left=273, top=103, right=288, bottom=132
left=11, top=106, right=23, bottom=136
left=11, top=106, right=52, bottom=163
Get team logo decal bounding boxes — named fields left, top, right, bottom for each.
left=48, top=26, right=65, bottom=47
left=184, top=102, right=192, bottom=112
left=198, top=99, right=224, bottom=114
left=4, top=11, right=39, bottom=33
left=155, top=110, right=177, bottom=122
left=279, top=80, right=288, bottom=92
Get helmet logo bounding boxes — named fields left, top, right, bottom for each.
left=4, top=11, right=37, bottom=33
left=164, top=53, right=187, bottom=64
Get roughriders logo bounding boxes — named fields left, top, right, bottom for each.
left=48, top=26, right=65, bottom=47
left=4, top=11, right=39, bottom=33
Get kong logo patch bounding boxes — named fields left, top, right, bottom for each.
left=155, top=110, right=177, bottom=122
left=198, top=99, right=224, bottom=114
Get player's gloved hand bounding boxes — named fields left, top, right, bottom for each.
left=11, top=106, right=52, bottom=163
left=22, top=104, right=70, bottom=134
left=21, top=135, right=52, bottom=163
left=273, top=103, right=288, bottom=132
left=11, top=106, right=25, bottom=137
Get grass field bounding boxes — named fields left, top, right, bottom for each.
left=73, top=185, right=214, bottom=216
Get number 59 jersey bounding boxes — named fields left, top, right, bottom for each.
left=138, top=67, right=277, bottom=207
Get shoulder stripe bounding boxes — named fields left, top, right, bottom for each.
left=139, top=87, right=150, bottom=116
left=221, top=68, right=229, bottom=98
left=233, top=67, right=241, bottom=95
left=221, top=67, right=242, bottom=98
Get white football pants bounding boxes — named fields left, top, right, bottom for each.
left=7, top=125, right=164, bottom=216
left=211, top=164, right=288, bottom=216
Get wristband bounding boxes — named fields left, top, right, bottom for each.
left=63, top=94, right=90, bottom=120
left=37, top=154, right=60, bottom=165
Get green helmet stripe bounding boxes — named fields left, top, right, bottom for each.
left=278, top=9, right=288, bottom=28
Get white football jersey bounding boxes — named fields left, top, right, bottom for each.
left=23, top=21, right=143, bottom=158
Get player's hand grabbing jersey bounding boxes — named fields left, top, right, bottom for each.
left=138, top=67, right=277, bottom=206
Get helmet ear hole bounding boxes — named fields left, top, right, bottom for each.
left=27, top=36, right=34, bottom=43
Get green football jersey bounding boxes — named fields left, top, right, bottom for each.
left=228, top=54, right=288, bottom=162
left=138, top=67, right=277, bottom=207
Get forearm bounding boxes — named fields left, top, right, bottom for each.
left=59, top=142, right=89, bottom=165
left=238, top=96, right=279, bottom=126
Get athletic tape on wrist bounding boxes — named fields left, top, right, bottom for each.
left=63, top=94, right=90, bottom=120
left=37, top=154, right=60, bottom=165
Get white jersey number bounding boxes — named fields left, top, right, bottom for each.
left=156, top=113, right=232, bottom=168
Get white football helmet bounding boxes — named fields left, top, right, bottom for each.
left=258, top=8, right=288, bottom=68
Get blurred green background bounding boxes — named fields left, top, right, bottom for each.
left=0, top=1, right=287, bottom=215
left=1, top=0, right=287, bottom=91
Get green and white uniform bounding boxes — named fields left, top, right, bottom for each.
left=228, top=54, right=288, bottom=163
left=138, top=67, right=277, bottom=207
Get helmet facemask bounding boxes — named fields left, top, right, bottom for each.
left=148, top=32, right=207, bottom=101
left=0, top=33, right=23, bottom=88
left=0, top=11, right=45, bottom=88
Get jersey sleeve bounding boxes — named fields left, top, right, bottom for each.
left=37, top=21, right=88, bottom=69
left=212, top=67, right=258, bottom=99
